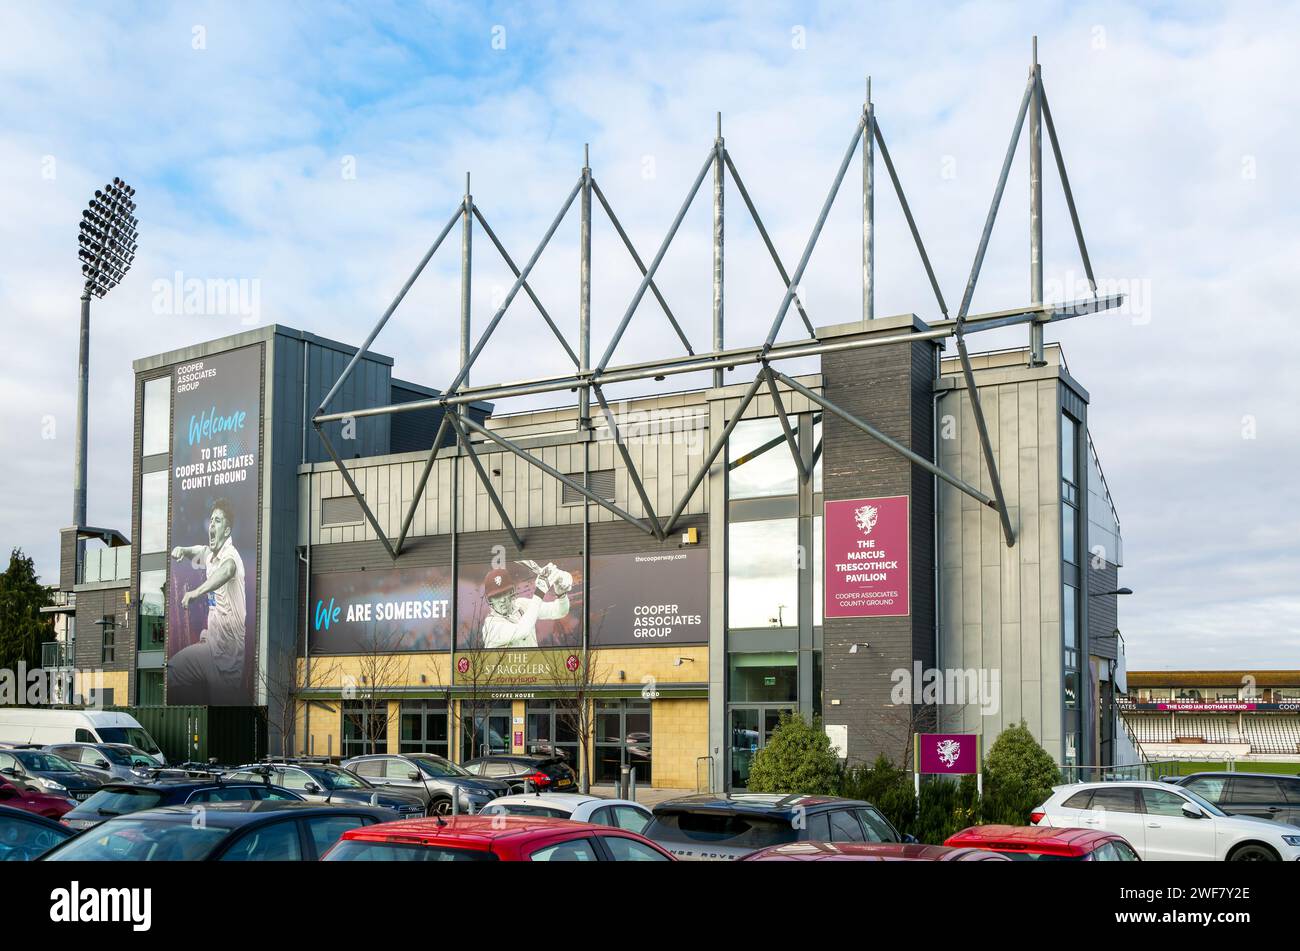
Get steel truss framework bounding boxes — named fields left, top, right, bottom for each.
left=314, top=44, right=1121, bottom=559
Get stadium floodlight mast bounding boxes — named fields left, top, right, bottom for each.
left=73, top=177, right=138, bottom=529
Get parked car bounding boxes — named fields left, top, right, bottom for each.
left=1164, top=772, right=1300, bottom=826
left=342, top=752, right=511, bottom=815
left=45, top=742, right=161, bottom=783
left=40, top=801, right=397, bottom=861
left=740, top=840, right=1011, bottom=861
left=323, top=815, right=676, bottom=862
left=224, top=761, right=425, bottom=820
left=0, top=708, right=166, bottom=763
left=945, top=824, right=1141, bottom=861
left=643, top=794, right=905, bottom=861
left=0, top=805, right=76, bottom=861
left=459, top=754, right=578, bottom=792
left=0, top=774, right=76, bottom=819
left=0, top=748, right=101, bottom=802
left=480, top=792, right=653, bottom=833
left=59, top=774, right=306, bottom=831
left=1033, top=781, right=1300, bottom=861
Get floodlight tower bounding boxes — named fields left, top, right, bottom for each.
left=73, top=177, right=138, bottom=528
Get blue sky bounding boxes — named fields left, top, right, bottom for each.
left=2, top=1, right=1297, bottom=668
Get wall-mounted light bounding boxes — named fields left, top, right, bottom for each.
left=848, top=643, right=868, bottom=654
left=673, top=656, right=696, bottom=667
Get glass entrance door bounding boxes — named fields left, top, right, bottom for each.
left=594, top=701, right=653, bottom=786
left=461, top=707, right=511, bottom=759
left=729, top=705, right=794, bottom=789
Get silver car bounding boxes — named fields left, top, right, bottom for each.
left=45, top=743, right=161, bottom=783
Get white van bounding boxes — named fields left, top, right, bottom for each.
left=0, top=708, right=166, bottom=763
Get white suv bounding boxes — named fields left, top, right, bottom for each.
left=1034, top=781, right=1300, bottom=861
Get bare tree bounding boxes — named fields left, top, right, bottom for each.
left=339, top=626, right=412, bottom=758
left=875, top=702, right=938, bottom=771
left=256, top=650, right=341, bottom=758
left=538, top=644, right=609, bottom=794
left=455, top=645, right=513, bottom=761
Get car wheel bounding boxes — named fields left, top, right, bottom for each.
left=430, top=797, right=454, bottom=817
left=1228, top=843, right=1279, bottom=862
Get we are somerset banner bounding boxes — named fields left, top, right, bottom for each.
left=167, top=346, right=262, bottom=705
left=588, top=549, right=708, bottom=646
left=311, top=567, right=454, bottom=653
left=824, top=495, right=910, bottom=618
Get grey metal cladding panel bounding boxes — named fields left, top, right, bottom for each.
left=1087, top=560, right=1120, bottom=660
left=73, top=587, right=135, bottom=677
left=306, top=342, right=392, bottom=464
left=310, top=534, right=452, bottom=573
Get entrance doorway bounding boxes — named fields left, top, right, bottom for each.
left=729, top=705, right=794, bottom=789
left=461, top=705, right=511, bottom=760
left=594, top=700, right=652, bottom=786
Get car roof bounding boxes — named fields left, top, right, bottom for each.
left=653, top=793, right=864, bottom=816
left=0, top=804, right=70, bottom=831
left=98, top=801, right=392, bottom=827
left=1179, top=771, right=1299, bottom=780
left=947, top=824, right=1121, bottom=854
left=489, top=793, right=647, bottom=811
left=744, top=841, right=1005, bottom=861
left=463, top=754, right=554, bottom=764
left=341, top=815, right=607, bottom=849
left=1054, top=780, right=1178, bottom=792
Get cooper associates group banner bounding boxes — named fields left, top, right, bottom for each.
left=309, top=548, right=709, bottom=654
left=167, top=345, right=262, bottom=705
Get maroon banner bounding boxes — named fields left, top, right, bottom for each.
left=824, top=495, right=910, bottom=618
left=916, top=733, right=980, bottom=775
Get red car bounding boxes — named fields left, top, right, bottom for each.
left=945, top=824, right=1141, bottom=861
left=322, top=815, right=677, bottom=862
left=0, top=775, right=75, bottom=819
left=740, top=841, right=1010, bottom=861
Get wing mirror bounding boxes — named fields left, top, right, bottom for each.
left=1182, top=802, right=1205, bottom=819
left=408, top=770, right=421, bottom=781
left=304, top=782, right=321, bottom=794
left=95, top=760, right=111, bottom=770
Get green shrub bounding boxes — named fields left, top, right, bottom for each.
left=980, top=721, right=1062, bottom=826
left=839, top=754, right=916, bottom=833
left=746, top=713, right=842, bottom=795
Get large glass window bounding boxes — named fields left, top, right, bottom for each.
left=1061, top=414, right=1079, bottom=565
left=138, top=569, right=166, bottom=652
left=399, top=701, right=449, bottom=757
left=728, top=652, right=798, bottom=703
left=526, top=701, right=579, bottom=768
left=142, top=377, right=171, bottom=457
left=728, top=418, right=799, bottom=500
left=727, top=518, right=798, bottom=629
left=139, top=471, right=168, bottom=554
left=342, top=701, right=389, bottom=759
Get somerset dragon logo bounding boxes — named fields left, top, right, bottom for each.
left=935, top=737, right=961, bottom=768
left=456, top=656, right=470, bottom=674
left=853, top=504, right=879, bottom=536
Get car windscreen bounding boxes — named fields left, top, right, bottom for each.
left=96, top=728, right=162, bottom=757
left=74, top=786, right=164, bottom=818
left=15, top=751, right=77, bottom=773
left=42, top=819, right=231, bottom=861
left=645, top=811, right=798, bottom=850
left=323, top=840, right=497, bottom=862
left=481, top=802, right=571, bottom=819
left=411, top=756, right=471, bottom=778
left=311, top=767, right=368, bottom=790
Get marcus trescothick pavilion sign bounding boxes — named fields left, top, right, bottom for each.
left=824, top=495, right=910, bottom=618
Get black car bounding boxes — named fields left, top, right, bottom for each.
left=1164, top=772, right=1300, bottom=825
left=0, top=804, right=76, bottom=861
left=460, top=755, right=578, bottom=793
left=343, top=753, right=511, bottom=815
left=60, top=773, right=306, bottom=831
left=224, top=760, right=425, bottom=820
left=643, top=794, right=906, bottom=861
left=0, top=748, right=101, bottom=803
left=40, top=801, right=397, bottom=861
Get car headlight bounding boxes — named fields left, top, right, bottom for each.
left=37, top=778, right=68, bottom=793
left=1281, top=835, right=1300, bottom=847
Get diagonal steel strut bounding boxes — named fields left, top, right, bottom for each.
left=591, top=385, right=665, bottom=540
left=446, top=410, right=524, bottom=550
left=762, top=365, right=810, bottom=483
left=314, top=421, right=398, bottom=559
left=456, top=414, right=657, bottom=536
